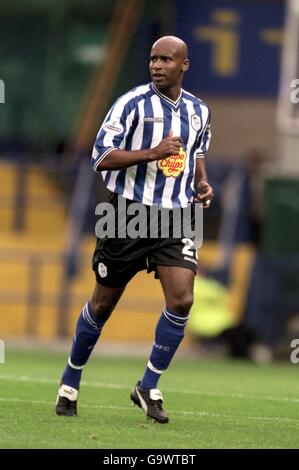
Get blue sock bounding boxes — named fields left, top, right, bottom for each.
left=61, top=302, right=105, bottom=390
left=140, top=308, right=189, bottom=390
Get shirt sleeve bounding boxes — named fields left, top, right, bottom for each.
left=91, top=95, right=136, bottom=172
left=195, top=109, right=212, bottom=159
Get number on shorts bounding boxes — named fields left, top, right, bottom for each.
left=182, top=238, right=194, bottom=256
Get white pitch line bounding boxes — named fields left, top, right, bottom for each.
left=0, top=397, right=298, bottom=428
left=0, top=373, right=299, bottom=405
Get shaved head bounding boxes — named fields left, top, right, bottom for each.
left=149, top=35, right=189, bottom=99
left=152, top=36, right=189, bottom=60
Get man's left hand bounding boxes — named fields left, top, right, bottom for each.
left=194, top=180, right=214, bottom=208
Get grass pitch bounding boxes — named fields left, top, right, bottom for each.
left=0, top=348, right=299, bottom=449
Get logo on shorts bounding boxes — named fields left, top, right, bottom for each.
left=157, top=147, right=186, bottom=178
left=98, top=263, right=107, bottom=278
left=183, top=256, right=198, bottom=265
left=191, top=113, right=202, bottom=131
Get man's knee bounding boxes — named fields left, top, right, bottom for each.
left=167, top=293, right=194, bottom=315
left=90, top=298, right=115, bottom=322
left=90, top=283, right=125, bottom=322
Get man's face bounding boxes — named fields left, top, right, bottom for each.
left=149, top=43, right=188, bottom=91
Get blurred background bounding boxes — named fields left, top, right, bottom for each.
left=1, top=0, right=299, bottom=363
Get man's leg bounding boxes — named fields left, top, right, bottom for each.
left=56, top=281, right=125, bottom=416
left=131, top=266, right=194, bottom=423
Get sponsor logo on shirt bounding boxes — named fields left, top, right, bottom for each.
left=103, top=119, right=123, bottom=134
left=144, top=116, right=164, bottom=123
left=157, top=147, right=186, bottom=178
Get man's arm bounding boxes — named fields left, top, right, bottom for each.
left=194, top=157, right=214, bottom=208
left=97, top=132, right=182, bottom=171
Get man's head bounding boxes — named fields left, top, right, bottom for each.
left=149, top=36, right=189, bottom=92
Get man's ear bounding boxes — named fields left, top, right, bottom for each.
left=182, top=59, right=189, bottom=72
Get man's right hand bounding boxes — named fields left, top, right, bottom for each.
left=98, top=131, right=183, bottom=171
left=152, top=130, right=183, bottom=160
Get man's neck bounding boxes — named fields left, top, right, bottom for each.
left=153, top=84, right=182, bottom=103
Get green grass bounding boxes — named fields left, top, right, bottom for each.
left=0, top=348, right=299, bottom=448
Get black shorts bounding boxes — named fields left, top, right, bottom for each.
left=92, top=194, right=198, bottom=287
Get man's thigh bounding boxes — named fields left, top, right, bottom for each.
left=157, top=265, right=195, bottom=307
left=92, top=236, right=149, bottom=287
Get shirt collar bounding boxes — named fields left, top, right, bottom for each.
left=151, top=83, right=182, bottom=108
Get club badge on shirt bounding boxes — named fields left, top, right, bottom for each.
left=157, top=147, right=187, bottom=178
left=191, top=113, right=202, bottom=131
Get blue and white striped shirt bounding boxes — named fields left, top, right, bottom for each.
left=91, top=83, right=211, bottom=208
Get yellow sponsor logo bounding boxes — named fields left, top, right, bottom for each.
left=157, top=147, right=186, bottom=178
